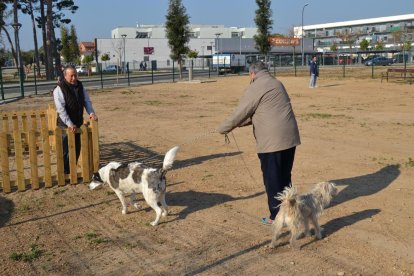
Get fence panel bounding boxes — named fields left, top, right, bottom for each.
left=0, top=107, right=100, bottom=193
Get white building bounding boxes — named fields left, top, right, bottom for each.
left=293, top=13, right=414, bottom=54
left=111, top=24, right=257, bottom=39
left=97, top=24, right=258, bottom=70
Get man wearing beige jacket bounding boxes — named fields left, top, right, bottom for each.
left=217, top=61, right=301, bottom=225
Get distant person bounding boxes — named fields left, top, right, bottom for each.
left=143, top=61, right=147, bottom=71
left=309, top=55, right=318, bottom=88
left=139, top=61, right=144, bottom=71
left=217, top=61, right=301, bottom=225
left=53, top=65, right=98, bottom=174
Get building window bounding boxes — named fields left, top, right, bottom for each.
left=189, top=32, right=199, bottom=38
left=136, top=32, right=148, bottom=38
left=231, top=32, right=241, bottom=38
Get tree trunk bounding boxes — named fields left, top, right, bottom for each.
left=1, top=26, right=17, bottom=66
left=46, top=0, right=54, bottom=80
left=28, top=1, right=41, bottom=77
left=178, top=59, right=183, bottom=80
left=39, top=0, right=49, bottom=79
left=52, top=26, right=61, bottom=75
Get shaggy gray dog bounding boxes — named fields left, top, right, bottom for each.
left=270, top=182, right=337, bottom=249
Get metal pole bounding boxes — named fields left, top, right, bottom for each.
left=33, top=64, right=38, bottom=95
left=151, top=66, right=154, bottom=84
left=301, top=3, right=309, bottom=67
left=172, top=60, right=175, bottom=82
left=121, top=34, right=127, bottom=76
left=127, top=62, right=130, bottom=86
left=0, top=66, right=4, bottom=100
left=99, top=63, right=103, bottom=89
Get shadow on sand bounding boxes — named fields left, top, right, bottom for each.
left=0, top=196, right=15, bottom=227
left=330, top=164, right=400, bottom=208
left=99, top=141, right=242, bottom=170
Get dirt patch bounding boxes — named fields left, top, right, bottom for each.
left=1, top=75, right=413, bottom=275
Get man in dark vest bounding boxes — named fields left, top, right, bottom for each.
left=53, top=65, right=98, bottom=174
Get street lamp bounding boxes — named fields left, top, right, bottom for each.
left=214, top=33, right=222, bottom=75
left=301, top=3, right=309, bottom=67
left=12, top=22, right=24, bottom=97
left=121, top=34, right=127, bottom=74
left=215, top=33, right=222, bottom=54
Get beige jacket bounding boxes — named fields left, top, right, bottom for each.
left=217, top=70, right=301, bottom=153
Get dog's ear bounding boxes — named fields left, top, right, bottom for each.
left=92, top=172, right=103, bottom=182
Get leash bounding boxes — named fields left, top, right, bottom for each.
left=224, top=132, right=260, bottom=186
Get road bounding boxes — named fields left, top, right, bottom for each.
left=1, top=70, right=218, bottom=101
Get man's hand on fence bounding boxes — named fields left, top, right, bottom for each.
left=68, top=125, right=77, bottom=133
left=89, top=113, right=98, bottom=121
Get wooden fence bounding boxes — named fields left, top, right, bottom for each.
left=0, top=104, right=99, bottom=193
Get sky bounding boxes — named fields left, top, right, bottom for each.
left=8, top=0, right=414, bottom=51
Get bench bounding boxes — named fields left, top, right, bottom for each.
left=381, top=68, right=414, bottom=84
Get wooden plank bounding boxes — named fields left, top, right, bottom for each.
left=2, top=114, right=9, bottom=133
left=68, top=129, right=77, bottom=184
left=91, top=120, right=100, bottom=172
left=40, top=114, right=52, bottom=188
left=0, top=132, right=11, bottom=193
left=80, top=125, right=90, bottom=182
left=12, top=116, right=25, bottom=191
left=2, top=115, right=11, bottom=154
left=48, top=104, right=57, bottom=149
left=30, top=113, right=38, bottom=131
left=55, top=128, right=65, bottom=186
left=28, top=129, right=39, bottom=189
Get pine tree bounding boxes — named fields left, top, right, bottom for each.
left=60, top=25, right=70, bottom=62
left=254, top=0, right=273, bottom=61
left=69, top=25, right=79, bottom=62
left=165, top=0, right=190, bottom=79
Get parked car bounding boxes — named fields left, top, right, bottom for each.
left=103, top=65, right=120, bottom=73
left=364, top=57, right=393, bottom=66
left=76, top=65, right=87, bottom=74
left=392, top=53, right=409, bottom=63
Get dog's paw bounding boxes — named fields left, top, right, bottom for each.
left=162, top=210, right=168, bottom=217
left=133, top=203, right=140, bottom=209
left=121, top=209, right=128, bottom=215
left=150, top=221, right=158, bottom=226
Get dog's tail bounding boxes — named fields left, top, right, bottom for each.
left=161, top=146, right=180, bottom=174
left=275, top=184, right=300, bottom=208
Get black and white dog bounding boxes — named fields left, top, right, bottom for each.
left=89, top=146, right=179, bottom=226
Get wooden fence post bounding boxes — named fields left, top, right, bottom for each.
left=68, top=129, right=77, bottom=184
left=0, top=132, right=11, bottom=193
left=12, top=115, right=25, bottom=191
left=80, top=125, right=90, bottom=182
left=28, top=129, right=39, bottom=189
left=91, top=120, right=100, bottom=172
left=55, top=128, right=65, bottom=186
left=40, top=114, right=52, bottom=188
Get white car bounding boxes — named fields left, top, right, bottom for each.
left=76, top=65, right=87, bottom=74
left=103, top=65, right=120, bottom=73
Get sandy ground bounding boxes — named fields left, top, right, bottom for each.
left=0, top=74, right=414, bottom=275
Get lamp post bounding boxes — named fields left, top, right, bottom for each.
left=201, top=45, right=205, bottom=70
left=215, top=33, right=222, bottom=54
left=301, top=3, right=309, bottom=67
left=12, top=22, right=24, bottom=97
left=239, top=31, right=244, bottom=55
left=214, top=33, right=222, bottom=75
left=121, top=34, right=127, bottom=75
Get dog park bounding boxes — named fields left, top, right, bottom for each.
left=0, top=72, right=413, bottom=275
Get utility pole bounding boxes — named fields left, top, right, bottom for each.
left=301, top=3, right=309, bottom=67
